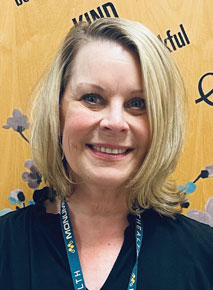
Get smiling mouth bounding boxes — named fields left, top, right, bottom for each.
left=86, top=144, right=133, bottom=155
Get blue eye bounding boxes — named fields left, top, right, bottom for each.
left=82, top=94, right=99, bottom=104
left=82, top=94, right=105, bottom=106
left=128, top=98, right=146, bottom=110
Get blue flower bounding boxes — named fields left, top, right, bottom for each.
left=9, top=189, right=26, bottom=205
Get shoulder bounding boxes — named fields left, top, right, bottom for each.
left=0, top=206, right=37, bottom=288
left=0, top=204, right=34, bottom=221
left=0, top=203, right=46, bottom=240
left=143, top=208, right=213, bottom=232
left=175, top=212, right=213, bottom=233
left=141, top=210, right=213, bottom=272
left=139, top=211, right=213, bottom=289
left=142, top=209, right=213, bottom=251
left=0, top=206, right=37, bottom=263
left=0, top=205, right=35, bottom=232
left=174, top=213, right=213, bottom=247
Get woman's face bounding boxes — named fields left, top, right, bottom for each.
left=61, top=40, right=150, bottom=188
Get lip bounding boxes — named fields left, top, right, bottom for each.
left=86, top=143, right=134, bottom=161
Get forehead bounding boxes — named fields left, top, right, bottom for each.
left=69, top=40, right=143, bottom=92
left=73, top=40, right=139, bottom=68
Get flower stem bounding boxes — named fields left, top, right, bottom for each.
left=19, top=132, right=29, bottom=143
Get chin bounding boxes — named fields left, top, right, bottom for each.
left=70, top=165, right=134, bottom=189
left=86, top=171, right=131, bottom=188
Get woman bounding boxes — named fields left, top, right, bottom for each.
left=0, top=18, right=212, bottom=290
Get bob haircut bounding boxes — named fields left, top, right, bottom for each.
left=31, top=17, right=188, bottom=217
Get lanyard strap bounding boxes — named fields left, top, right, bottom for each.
left=60, top=201, right=143, bottom=290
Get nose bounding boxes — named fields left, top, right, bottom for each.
left=99, top=102, right=129, bottom=133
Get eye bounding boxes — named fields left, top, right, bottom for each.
left=82, top=93, right=103, bottom=105
left=126, top=98, right=146, bottom=110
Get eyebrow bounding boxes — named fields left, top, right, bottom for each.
left=75, top=83, right=105, bottom=92
left=75, top=82, right=144, bottom=95
left=130, top=89, right=144, bottom=95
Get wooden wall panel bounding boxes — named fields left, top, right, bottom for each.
left=0, top=0, right=212, bottom=223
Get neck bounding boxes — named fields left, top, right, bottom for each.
left=66, top=184, right=129, bottom=251
left=67, top=183, right=129, bottom=219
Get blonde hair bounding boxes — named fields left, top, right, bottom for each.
left=31, top=17, right=188, bottom=216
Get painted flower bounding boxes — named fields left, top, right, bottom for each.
left=22, top=160, right=42, bottom=189
left=187, top=198, right=213, bottom=227
left=7, top=189, right=35, bottom=211
left=3, top=109, right=29, bottom=142
left=204, top=165, right=213, bottom=177
left=9, top=189, right=26, bottom=206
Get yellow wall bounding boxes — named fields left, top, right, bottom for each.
left=1, top=0, right=212, bottom=221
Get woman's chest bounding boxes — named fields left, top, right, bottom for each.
left=78, top=240, right=124, bottom=290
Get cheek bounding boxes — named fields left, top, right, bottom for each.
left=62, top=116, right=88, bottom=159
left=62, top=107, right=97, bottom=144
left=136, top=118, right=151, bottom=149
left=63, top=116, right=87, bottom=142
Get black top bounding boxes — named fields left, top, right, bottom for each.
left=0, top=198, right=213, bottom=290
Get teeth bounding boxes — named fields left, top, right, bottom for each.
left=92, top=146, right=127, bottom=154
left=101, top=147, right=105, bottom=152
